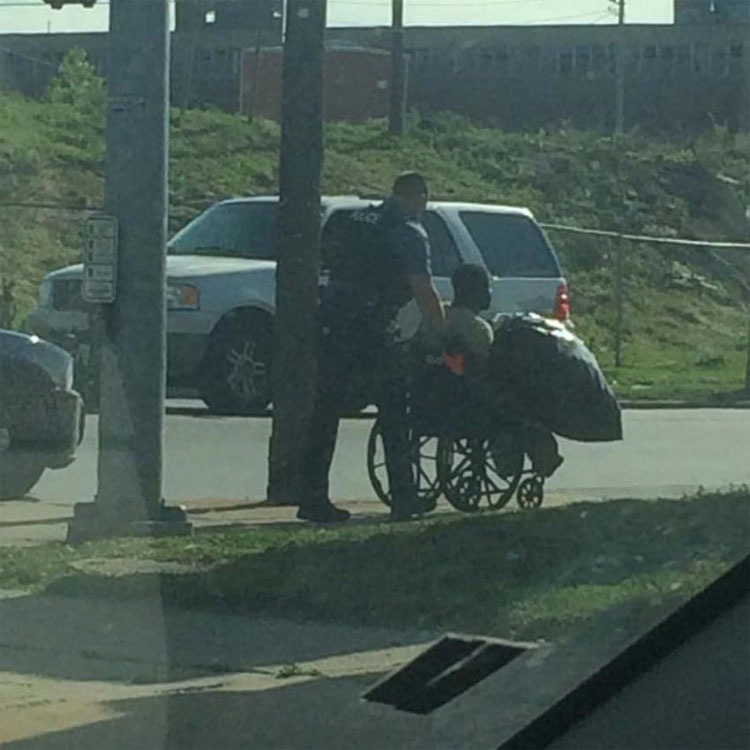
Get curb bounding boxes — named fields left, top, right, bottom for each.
left=618, top=400, right=750, bottom=410
left=164, top=401, right=750, bottom=418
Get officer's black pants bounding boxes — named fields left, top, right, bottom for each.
left=300, top=334, right=415, bottom=512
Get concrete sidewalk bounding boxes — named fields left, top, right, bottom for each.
left=0, top=483, right=714, bottom=547
left=0, top=496, right=397, bottom=547
left=0, top=591, right=638, bottom=750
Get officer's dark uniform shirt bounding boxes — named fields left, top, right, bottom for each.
left=324, top=197, right=432, bottom=325
left=382, top=197, right=432, bottom=283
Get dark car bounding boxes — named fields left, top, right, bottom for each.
left=0, top=330, right=84, bottom=500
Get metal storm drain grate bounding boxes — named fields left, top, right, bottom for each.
left=363, top=634, right=535, bottom=715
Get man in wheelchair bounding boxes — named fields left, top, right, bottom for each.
left=417, top=264, right=563, bottom=480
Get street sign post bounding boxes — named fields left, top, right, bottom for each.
left=82, top=213, right=118, bottom=304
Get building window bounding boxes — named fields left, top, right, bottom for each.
left=511, top=47, right=527, bottom=77
left=215, top=48, right=228, bottom=74
left=693, top=42, right=708, bottom=74
left=592, top=44, right=607, bottom=75
left=495, top=46, right=510, bottom=77
left=640, top=44, right=657, bottom=76
left=660, top=45, right=675, bottom=77
left=197, top=48, right=212, bottom=77
left=575, top=45, right=590, bottom=76
left=412, top=47, right=431, bottom=71
left=607, top=43, right=618, bottom=75
left=626, top=45, right=640, bottom=76
left=522, top=44, right=540, bottom=73
left=478, top=48, right=493, bottom=84
left=559, top=50, right=573, bottom=75
left=729, top=43, right=744, bottom=74
left=457, top=48, right=476, bottom=76
left=711, top=46, right=728, bottom=77
left=676, top=44, right=691, bottom=70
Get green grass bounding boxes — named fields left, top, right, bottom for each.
left=2, top=80, right=749, bottom=398
left=1, top=487, right=747, bottom=644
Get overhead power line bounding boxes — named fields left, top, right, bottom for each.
left=0, top=44, right=58, bottom=66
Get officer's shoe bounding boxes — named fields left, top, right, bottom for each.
left=389, top=500, right=427, bottom=523
left=297, top=501, right=351, bottom=523
left=389, top=507, right=419, bottom=522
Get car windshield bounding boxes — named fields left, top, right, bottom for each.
left=459, top=211, right=560, bottom=278
left=168, top=202, right=277, bottom=260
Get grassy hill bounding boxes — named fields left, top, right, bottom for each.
left=1, top=56, right=749, bottom=399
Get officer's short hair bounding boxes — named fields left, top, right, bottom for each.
left=392, top=171, right=428, bottom=197
left=452, top=263, right=489, bottom=299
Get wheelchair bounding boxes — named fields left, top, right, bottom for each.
left=366, top=356, right=548, bottom=514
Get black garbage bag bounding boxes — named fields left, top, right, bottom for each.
left=490, top=314, right=622, bottom=443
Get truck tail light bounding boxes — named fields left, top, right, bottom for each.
left=554, top=282, right=571, bottom=322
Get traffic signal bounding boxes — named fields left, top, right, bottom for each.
left=44, top=0, right=97, bottom=9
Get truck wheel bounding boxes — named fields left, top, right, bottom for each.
left=199, top=313, right=272, bottom=415
left=0, top=452, right=46, bottom=500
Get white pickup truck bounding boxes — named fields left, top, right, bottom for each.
left=28, top=195, right=570, bottom=414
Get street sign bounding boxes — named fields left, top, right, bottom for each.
left=82, top=213, right=118, bottom=303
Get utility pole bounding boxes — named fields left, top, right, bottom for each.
left=69, top=0, right=189, bottom=541
left=246, top=27, right=264, bottom=120
left=266, top=0, right=327, bottom=504
left=389, top=0, right=407, bottom=136
left=613, top=0, right=625, bottom=135
left=613, top=236, right=625, bottom=367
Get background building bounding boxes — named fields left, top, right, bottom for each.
left=241, top=45, right=392, bottom=122
left=1, top=17, right=748, bottom=132
left=674, top=0, right=750, bottom=24
left=336, top=23, right=749, bottom=132
left=174, top=0, right=282, bottom=33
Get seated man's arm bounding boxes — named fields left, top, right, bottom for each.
left=408, top=274, right=445, bottom=331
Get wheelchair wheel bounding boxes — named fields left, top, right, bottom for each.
left=366, top=419, right=441, bottom=510
left=437, top=430, right=524, bottom=513
left=516, top=475, right=545, bottom=509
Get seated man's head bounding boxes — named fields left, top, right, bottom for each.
left=452, top=263, right=491, bottom=313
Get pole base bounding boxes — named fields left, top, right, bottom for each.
left=66, top=501, right=193, bottom=544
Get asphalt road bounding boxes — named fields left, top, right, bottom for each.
left=33, top=406, right=749, bottom=507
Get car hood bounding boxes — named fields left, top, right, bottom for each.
left=48, top=255, right=276, bottom=280
left=0, top=330, right=73, bottom=389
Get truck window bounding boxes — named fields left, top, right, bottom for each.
left=423, top=211, right=461, bottom=278
left=168, top=202, right=277, bottom=260
left=459, top=212, right=560, bottom=278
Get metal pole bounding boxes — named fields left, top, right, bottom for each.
left=69, top=0, right=189, bottom=540
left=389, top=0, right=406, bottom=136
left=744, top=305, right=750, bottom=393
left=247, top=27, right=263, bottom=120
left=614, top=237, right=625, bottom=368
left=614, top=0, right=625, bottom=136
left=266, top=0, right=327, bottom=504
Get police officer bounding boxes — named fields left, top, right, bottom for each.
left=298, top=172, right=444, bottom=523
